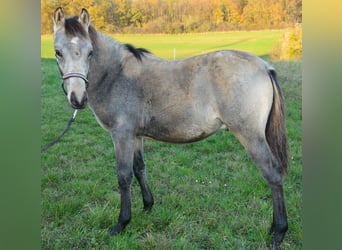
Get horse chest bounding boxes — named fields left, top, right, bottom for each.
left=88, top=104, right=112, bottom=131
left=93, top=112, right=111, bottom=131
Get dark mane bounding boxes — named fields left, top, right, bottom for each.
left=64, top=16, right=98, bottom=48
left=124, top=44, right=150, bottom=61
left=64, top=17, right=147, bottom=60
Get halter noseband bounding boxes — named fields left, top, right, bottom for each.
left=61, top=72, right=89, bottom=96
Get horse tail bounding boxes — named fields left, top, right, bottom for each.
left=266, top=68, right=290, bottom=175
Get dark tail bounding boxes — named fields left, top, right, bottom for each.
left=266, top=69, right=290, bottom=175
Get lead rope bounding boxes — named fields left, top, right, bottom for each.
left=41, top=70, right=88, bottom=153
left=41, top=109, right=78, bottom=153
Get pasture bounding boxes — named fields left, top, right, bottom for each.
left=41, top=30, right=302, bottom=249
left=41, top=30, right=284, bottom=59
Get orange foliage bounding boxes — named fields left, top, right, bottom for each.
left=41, top=0, right=301, bottom=34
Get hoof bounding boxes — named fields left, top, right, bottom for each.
left=108, top=224, right=125, bottom=236
left=143, top=203, right=153, bottom=212
left=143, top=197, right=154, bottom=212
left=268, top=222, right=287, bottom=249
left=269, top=241, right=281, bottom=250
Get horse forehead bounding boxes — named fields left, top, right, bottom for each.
left=70, top=36, right=92, bottom=49
left=70, top=36, right=79, bottom=44
left=54, top=33, right=88, bottom=47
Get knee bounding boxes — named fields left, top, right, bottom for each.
left=118, top=171, right=133, bottom=189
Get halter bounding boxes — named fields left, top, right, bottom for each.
left=61, top=72, right=89, bottom=96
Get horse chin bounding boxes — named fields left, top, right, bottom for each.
left=70, top=103, right=87, bottom=110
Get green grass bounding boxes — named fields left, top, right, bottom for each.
left=41, top=31, right=301, bottom=249
left=42, top=30, right=284, bottom=59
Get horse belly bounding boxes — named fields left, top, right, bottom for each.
left=143, top=111, right=223, bottom=143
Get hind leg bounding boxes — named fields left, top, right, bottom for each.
left=133, top=137, right=154, bottom=211
left=234, top=133, right=288, bottom=249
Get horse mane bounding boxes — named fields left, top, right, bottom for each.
left=64, top=16, right=98, bottom=48
left=64, top=16, right=148, bottom=61
left=124, top=44, right=150, bottom=61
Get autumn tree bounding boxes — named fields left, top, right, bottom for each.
left=41, top=0, right=302, bottom=34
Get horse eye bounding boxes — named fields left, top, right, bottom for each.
left=55, top=50, right=63, bottom=58
left=88, top=51, right=93, bottom=59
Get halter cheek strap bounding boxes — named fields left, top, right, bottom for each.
left=61, top=72, right=89, bottom=96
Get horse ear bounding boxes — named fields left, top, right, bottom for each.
left=79, top=8, right=91, bottom=31
left=53, top=7, right=65, bottom=31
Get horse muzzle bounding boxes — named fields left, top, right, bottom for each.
left=70, top=91, right=88, bottom=109
left=61, top=72, right=89, bottom=109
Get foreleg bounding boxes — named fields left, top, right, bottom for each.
left=108, top=133, right=135, bottom=236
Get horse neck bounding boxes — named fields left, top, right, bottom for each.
left=94, top=32, right=121, bottom=66
left=88, top=32, right=122, bottom=90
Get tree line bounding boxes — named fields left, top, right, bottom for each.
left=41, top=0, right=302, bottom=34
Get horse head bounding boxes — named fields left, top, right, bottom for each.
left=53, top=7, right=93, bottom=109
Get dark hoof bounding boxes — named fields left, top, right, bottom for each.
left=269, top=241, right=281, bottom=250
left=143, top=198, right=154, bottom=211
left=108, top=224, right=125, bottom=236
left=268, top=222, right=287, bottom=249
left=143, top=204, right=153, bottom=212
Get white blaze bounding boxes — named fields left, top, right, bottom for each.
left=70, top=37, right=79, bottom=44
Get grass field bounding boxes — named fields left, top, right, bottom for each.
left=41, top=30, right=284, bottom=59
left=41, top=30, right=302, bottom=249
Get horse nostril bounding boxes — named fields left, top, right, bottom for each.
left=70, top=91, right=87, bottom=109
left=70, top=92, right=77, bottom=106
